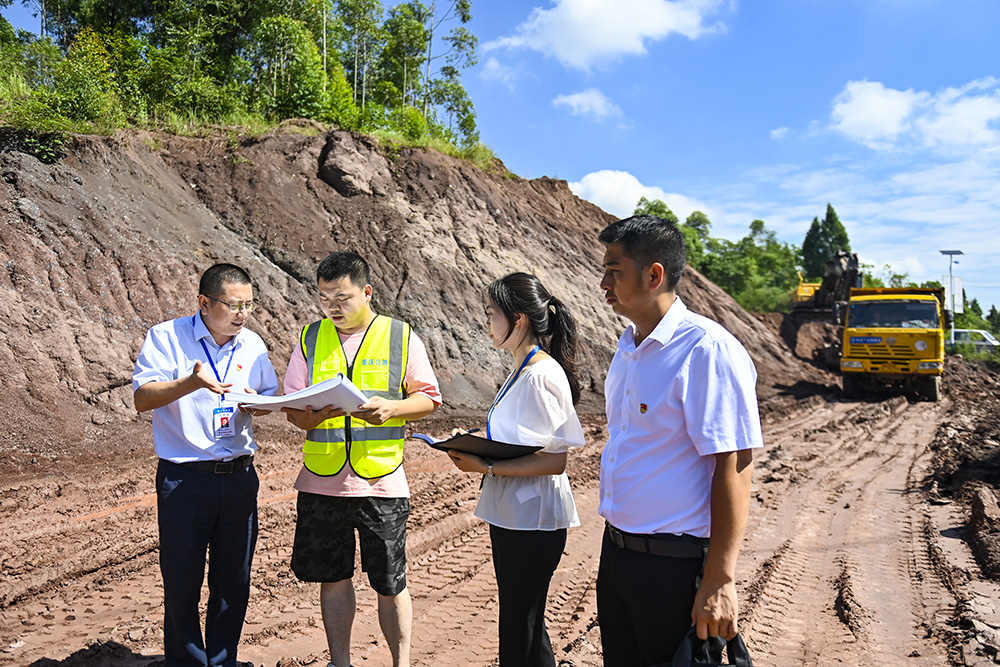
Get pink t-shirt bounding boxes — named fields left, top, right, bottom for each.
left=286, top=323, right=442, bottom=498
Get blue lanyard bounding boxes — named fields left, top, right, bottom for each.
left=195, top=315, right=236, bottom=402
left=487, top=345, right=540, bottom=440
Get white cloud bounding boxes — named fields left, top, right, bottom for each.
left=552, top=88, right=623, bottom=120
left=830, top=77, right=1000, bottom=154
left=831, top=80, right=925, bottom=149
left=918, top=86, right=1000, bottom=150
left=480, top=57, right=517, bottom=90
left=568, top=169, right=710, bottom=219
left=483, top=0, right=728, bottom=71
left=770, top=127, right=790, bottom=140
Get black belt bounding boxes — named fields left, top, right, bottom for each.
left=178, top=454, right=254, bottom=474
left=606, top=522, right=708, bottom=559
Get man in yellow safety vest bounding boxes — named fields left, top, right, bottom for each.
left=282, top=251, right=441, bottom=667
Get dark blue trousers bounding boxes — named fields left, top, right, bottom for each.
left=156, top=459, right=259, bottom=667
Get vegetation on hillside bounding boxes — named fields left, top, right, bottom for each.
left=634, top=197, right=801, bottom=313
left=0, top=0, right=485, bottom=159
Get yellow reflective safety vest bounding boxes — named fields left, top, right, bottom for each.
left=300, top=315, right=410, bottom=478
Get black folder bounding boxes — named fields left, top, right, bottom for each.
left=412, top=432, right=543, bottom=460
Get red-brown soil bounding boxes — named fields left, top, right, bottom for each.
left=2, top=127, right=999, bottom=666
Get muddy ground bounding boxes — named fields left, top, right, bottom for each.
left=2, top=355, right=1000, bottom=667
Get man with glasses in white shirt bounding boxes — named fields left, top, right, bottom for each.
left=596, top=216, right=763, bottom=666
left=133, top=263, right=279, bottom=667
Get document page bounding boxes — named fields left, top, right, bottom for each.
left=227, top=373, right=369, bottom=412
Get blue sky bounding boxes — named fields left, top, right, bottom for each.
left=5, top=0, right=1000, bottom=311
left=463, top=0, right=1000, bottom=312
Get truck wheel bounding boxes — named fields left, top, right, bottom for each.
left=842, top=374, right=860, bottom=399
left=921, top=376, right=941, bottom=402
left=821, top=346, right=840, bottom=371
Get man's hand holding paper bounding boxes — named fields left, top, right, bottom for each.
left=282, top=405, right=347, bottom=430
left=351, top=396, right=399, bottom=425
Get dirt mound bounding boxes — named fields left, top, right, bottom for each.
left=752, top=312, right=840, bottom=366
left=929, top=356, right=1000, bottom=578
left=0, top=127, right=816, bottom=479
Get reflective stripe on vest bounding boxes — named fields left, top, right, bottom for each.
left=301, top=315, right=410, bottom=478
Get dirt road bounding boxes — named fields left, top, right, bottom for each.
left=2, top=392, right=999, bottom=667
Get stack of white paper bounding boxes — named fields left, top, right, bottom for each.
left=227, top=373, right=368, bottom=412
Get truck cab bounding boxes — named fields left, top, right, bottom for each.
left=839, top=288, right=947, bottom=401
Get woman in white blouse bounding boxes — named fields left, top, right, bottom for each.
left=448, top=272, right=585, bottom=667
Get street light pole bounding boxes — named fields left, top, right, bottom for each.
left=940, top=249, right=964, bottom=345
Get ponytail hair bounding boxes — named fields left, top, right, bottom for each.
left=488, top=273, right=582, bottom=405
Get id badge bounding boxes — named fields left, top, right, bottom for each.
left=213, top=406, right=236, bottom=439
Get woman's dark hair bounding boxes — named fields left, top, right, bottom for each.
left=488, top=272, right=581, bottom=405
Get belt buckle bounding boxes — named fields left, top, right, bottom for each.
left=608, top=524, right=626, bottom=549
left=214, top=460, right=236, bottom=474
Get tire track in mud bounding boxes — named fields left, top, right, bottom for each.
left=739, top=396, right=957, bottom=667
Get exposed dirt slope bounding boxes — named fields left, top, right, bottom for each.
left=0, top=126, right=815, bottom=480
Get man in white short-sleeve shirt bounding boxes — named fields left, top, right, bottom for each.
left=132, top=263, right=279, bottom=667
left=596, top=215, right=763, bottom=667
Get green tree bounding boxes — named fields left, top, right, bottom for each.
left=633, top=196, right=678, bottom=223
left=427, top=63, right=475, bottom=144
left=101, top=30, right=151, bottom=121
left=987, top=305, right=1000, bottom=334
left=53, top=27, right=124, bottom=127
left=685, top=210, right=711, bottom=243
left=953, top=289, right=992, bottom=331
left=801, top=203, right=851, bottom=279
left=31, top=0, right=152, bottom=48
left=700, top=219, right=799, bottom=311
left=336, top=0, right=384, bottom=111
left=377, top=1, right=428, bottom=109
left=250, top=15, right=326, bottom=119
left=872, top=264, right=913, bottom=288
left=683, top=210, right=711, bottom=270
left=323, top=58, right=358, bottom=127
left=421, top=0, right=474, bottom=116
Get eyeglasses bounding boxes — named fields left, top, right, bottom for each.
left=207, top=296, right=256, bottom=314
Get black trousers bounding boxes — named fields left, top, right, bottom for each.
left=156, top=459, right=259, bottom=667
left=597, top=525, right=707, bottom=667
left=490, top=524, right=567, bottom=667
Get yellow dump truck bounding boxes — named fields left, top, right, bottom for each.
left=839, top=287, right=950, bottom=401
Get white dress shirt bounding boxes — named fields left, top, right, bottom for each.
left=475, top=358, right=585, bottom=531
left=132, top=313, right=279, bottom=462
left=599, top=297, right=763, bottom=537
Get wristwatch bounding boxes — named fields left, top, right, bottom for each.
left=486, top=460, right=495, bottom=478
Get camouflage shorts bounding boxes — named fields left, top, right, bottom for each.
left=290, top=492, right=409, bottom=596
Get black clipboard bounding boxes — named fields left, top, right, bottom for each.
left=412, top=432, right=543, bottom=460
